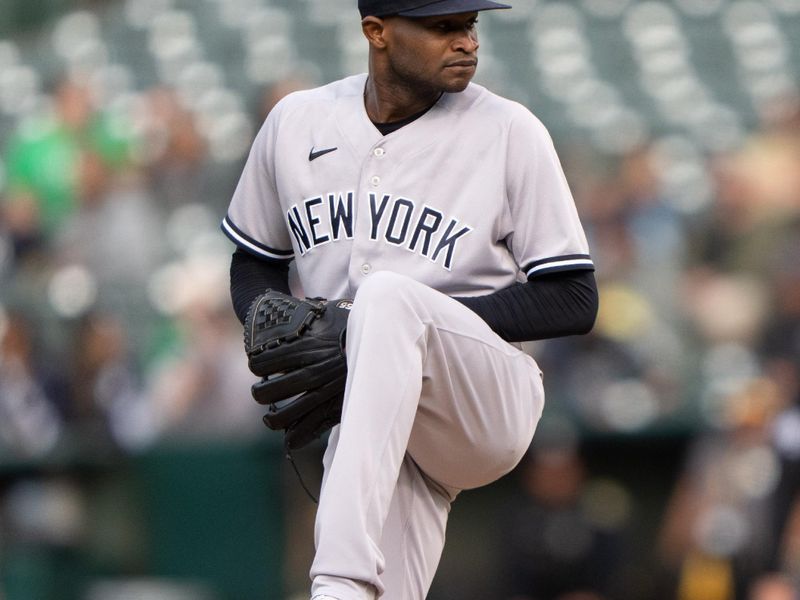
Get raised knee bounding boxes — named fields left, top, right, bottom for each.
left=346, top=272, right=431, bottom=362
left=353, top=271, right=416, bottom=305
left=350, top=271, right=433, bottom=327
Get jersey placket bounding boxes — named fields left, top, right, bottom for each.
left=347, top=141, right=389, bottom=292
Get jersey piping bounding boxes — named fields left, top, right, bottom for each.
left=524, top=254, right=594, bottom=278
left=222, top=214, right=294, bottom=261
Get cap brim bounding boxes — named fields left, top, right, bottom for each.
left=397, top=0, right=511, bottom=17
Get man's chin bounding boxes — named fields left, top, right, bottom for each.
left=441, top=78, right=473, bottom=93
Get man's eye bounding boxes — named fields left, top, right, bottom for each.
left=436, top=20, right=478, bottom=32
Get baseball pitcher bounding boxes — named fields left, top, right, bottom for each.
left=222, top=1, right=598, bottom=598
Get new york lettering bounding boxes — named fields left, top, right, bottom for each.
left=286, top=191, right=472, bottom=271
left=368, top=194, right=472, bottom=270
left=288, top=191, right=354, bottom=252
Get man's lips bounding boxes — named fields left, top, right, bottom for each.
left=446, top=59, right=478, bottom=68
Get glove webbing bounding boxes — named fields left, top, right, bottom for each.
left=246, top=294, right=323, bottom=352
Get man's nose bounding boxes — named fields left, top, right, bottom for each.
left=454, top=30, right=479, bottom=53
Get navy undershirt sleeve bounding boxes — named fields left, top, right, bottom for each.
left=230, top=248, right=598, bottom=342
left=454, top=270, right=599, bottom=342
left=229, top=248, right=291, bottom=324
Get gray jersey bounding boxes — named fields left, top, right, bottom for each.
left=222, top=73, right=592, bottom=298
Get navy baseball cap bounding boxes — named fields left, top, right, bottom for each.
left=359, top=0, right=512, bottom=18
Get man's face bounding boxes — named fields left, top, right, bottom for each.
left=381, top=12, right=480, bottom=94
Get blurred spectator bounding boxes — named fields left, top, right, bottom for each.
left=0, top=309, right=65, bottom=458
left=687, top=102, right=800, bottom=279
left=542, top=145, right=692, bottom=434
left=498, top=433, right=633, bottom=600
left=761, top=223, right=800, bottom=367
left=66, top=311, right=146, bottom=451
left=657, top=372, right=795, bottom=600
left=142, top=87, right=211, bottom=210
left=747, top=572, right=799, bottom=600
left=537, top=284, right=688, bottom=434
left=258, top=74, right=316, bottom=122
left=54, top=158, right=166, bottom=308
left=582, top=147, right=687, bottom=318
left=141, top=254, right=264, bottom=442
left=771, top=396, right=800, bottom=580
left=1, top=76, right=134, bottom=266
left=781, top=496, right=800, bottom=580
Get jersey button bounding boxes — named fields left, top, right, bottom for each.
left=360, top=263, right=372, bottom=275
left=370, top=176, right=381, bottom=186
left=373, top=148, right=385, bottom=157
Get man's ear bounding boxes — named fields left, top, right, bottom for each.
left=362, top=16, right=388, bottom=49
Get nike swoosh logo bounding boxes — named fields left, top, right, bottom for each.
left=309, top=146, right=338, bottom=161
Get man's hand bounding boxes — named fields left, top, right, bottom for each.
left=244, top=290, right=351, bottom=449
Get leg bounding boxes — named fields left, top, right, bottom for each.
left=310, top=272, right=544, bottom=599
left=375, top=455, right=456, bottom=600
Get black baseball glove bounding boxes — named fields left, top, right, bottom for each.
left=244, top=290, right=352, bottom=450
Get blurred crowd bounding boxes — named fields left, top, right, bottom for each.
left=502, top=95, right=800, bottom=599
left=0, top=26, right=799, bottom=600
left=0, top=76, right=267, bottom=456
